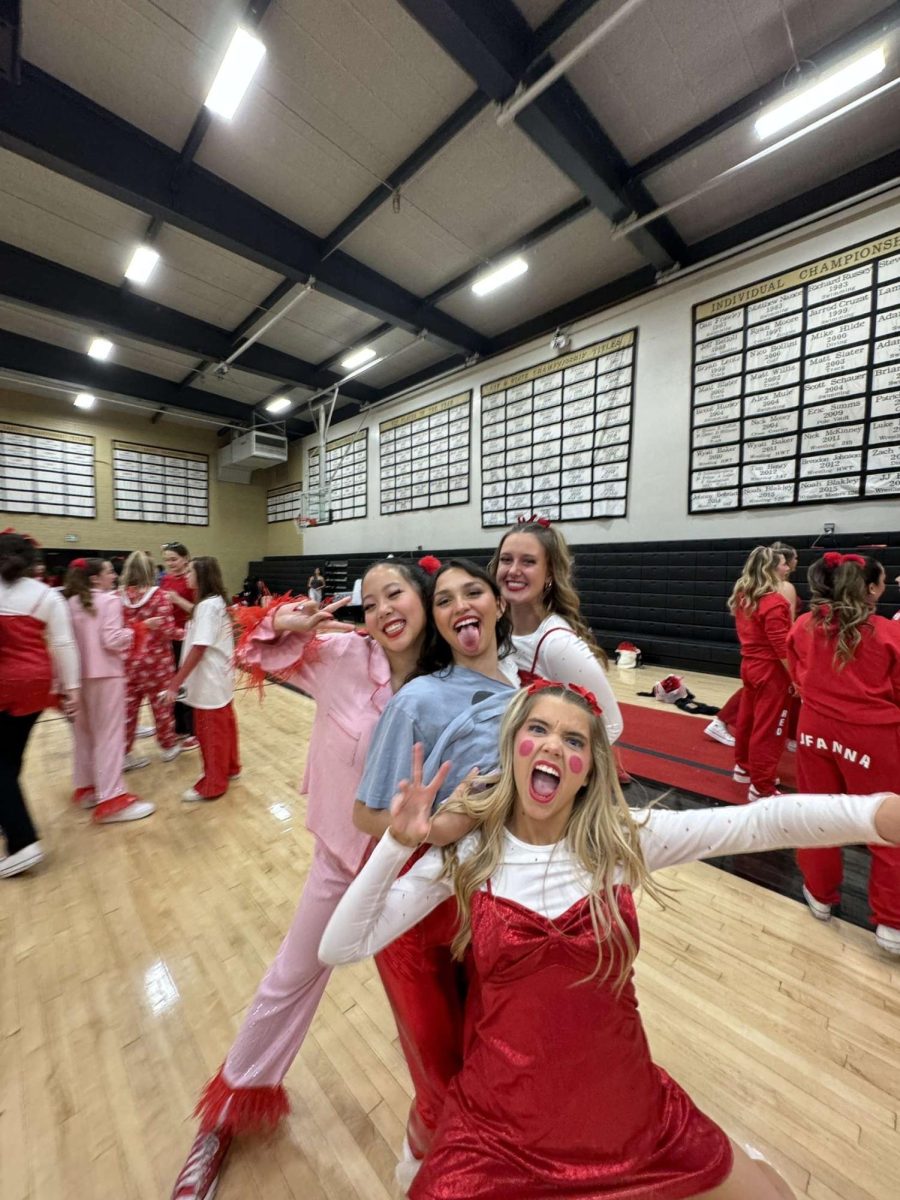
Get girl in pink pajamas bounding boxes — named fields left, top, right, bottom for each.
left=170, top=558, right=467, bottom=1200
left=63, top=558, right=155, bottom=824
left=120, top=551, right=181, bottom=763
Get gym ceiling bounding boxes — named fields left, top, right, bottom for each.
left=1, top=0, right=899, bottom=439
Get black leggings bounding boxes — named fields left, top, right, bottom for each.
left=171, top=641, right=194, bottom=737
left=0, top=709, right=41, bottom=855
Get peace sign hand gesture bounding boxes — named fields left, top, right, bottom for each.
left=389, top=744, right=452, bottom=848
left=273, top=596, right=355, bottom=637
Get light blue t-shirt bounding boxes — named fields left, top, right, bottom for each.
left=357, top=665, right=516, bottom=810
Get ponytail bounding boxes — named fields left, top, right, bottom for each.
left=727, top=546, right=782, bottom=616
left=808, top=553, right=883, bottom=668
left=63, top=557, right=106, bottom=612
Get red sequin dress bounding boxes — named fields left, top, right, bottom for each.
left=410, top=883, right=732, bottom=1199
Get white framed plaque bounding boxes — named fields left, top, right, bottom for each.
left=379, top=392, right=470, bottom=516
left=690, top=226, right=900, bottom=511
left=480, top=330, right=637, bottom=526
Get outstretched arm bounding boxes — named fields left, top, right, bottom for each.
left=638, top=792, right=899, bottom=874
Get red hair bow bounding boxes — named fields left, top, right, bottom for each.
left=823, top=552, right=865, bottom=569
left=516, top=513, right=551, bottom=528
left=1, top=527, right=41, bottom=547
left=69, top=557, right=88, bottom=570
left=519, top=672, right=603, bottom=717
left=418, top=554, right=442, bottom=576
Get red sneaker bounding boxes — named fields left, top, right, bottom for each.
left=72, top=786, right=97, bottom=809
left=171, top=1128, right=232, bottom=1200
left=92, top=794, right=156, bottom=823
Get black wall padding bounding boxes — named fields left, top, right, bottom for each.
left=249, top=531, right=900, bottom=677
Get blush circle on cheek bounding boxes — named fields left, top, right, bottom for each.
left=517, top=738, right=535, bottom=757
left=568, top=754, right=584, bottom=774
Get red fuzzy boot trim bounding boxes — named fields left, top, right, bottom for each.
left=92, top=792, right=138, bottom=823
left=72, top=786, right=96, bottom=807
left=195, top=1066, right=290, bottom=1135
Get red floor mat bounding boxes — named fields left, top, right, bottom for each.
left=617, top=702, right=797, bottom=805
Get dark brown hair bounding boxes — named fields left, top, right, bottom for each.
left=63, top=558, right=107, bottom=611
left=418, top=558, right=513, bottom=675
left=0, top=533, right=37, bottom=583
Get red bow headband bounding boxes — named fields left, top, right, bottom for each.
left=823, top=552, right=865, bottom=569
left=520, top=673, right=603, bottom=717
left=418, top=555, right=442, bottom=576
left=516, top=513, right=551, bottom=528
left=69, top=557, right=89, bottom=571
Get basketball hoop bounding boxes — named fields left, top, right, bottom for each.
left=293, top=514, right=317, bottom=530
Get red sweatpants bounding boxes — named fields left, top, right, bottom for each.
left=796, top=712, right=900, bottom=928
left=375, top=891, right=465, bottom=1158
left=192, top=703, right=241, bottom=798
left=718, top=687, right=742, bottom=727
left=734, top=658, right=790, bottom=795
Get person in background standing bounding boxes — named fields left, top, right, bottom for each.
left=307, top=567, right=325, bottom=605
left=120, top=551, right=181, bottom=766
left=0, top=532, right=80, bottom=876
left=63, top=558, right=154, bottom=824
left=160, top=541, right=199, bottom=750
left=163, top=556, right=240, bottom=802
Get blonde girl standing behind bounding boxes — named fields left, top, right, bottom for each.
left=120, top=551, right=180, bottom=767
left=163, top=556, right=240, bottom=801
left=64, top=558, right=155, bottom=824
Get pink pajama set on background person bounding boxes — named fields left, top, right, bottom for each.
left=68, top=590, right=133, bottom=804
left=195, top=616, right=389, bottom=1134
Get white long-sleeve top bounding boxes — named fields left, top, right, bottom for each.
left=320, top=793, right=890, bottom=965
left=511, top=615, right=624, bottom=744
left=0, top=577, right=80, bottom=692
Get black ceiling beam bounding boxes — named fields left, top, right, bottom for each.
left=528, top=0, right=603, bottom=63
left=0, top=0, right=21, bottom=85
left=631, top=3, right=900, bottom=182
left=397, top=0, right=686, bottom=271
left=0, top=241, right=381, bottom=405
left=316, top=320, right=394, bottom=373
left=321, top=90, right=489, bottom=258
left=0, top=63, right=487, bottom=358
left=684, top=144, right=900, bottom=265
left=0, top=327, right=312, bottom=435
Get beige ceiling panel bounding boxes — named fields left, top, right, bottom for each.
left=190, top=367, right=281, bottom=407
left=436, top=211, right=646, bottom=337
left=22, top=0, right=237, bottom=150
left=197, top=0, right=474, bottom=236
left=560, top=0, right=893, bottom=164
left=0, top=151, right=148, bottom=284
left=138, top=227, right=282, bottom=331
left=256, top=290, right=384, bottom=363
left=360, top=339, right=450, bottom=390
left=647, top=86, right=900, bottom=243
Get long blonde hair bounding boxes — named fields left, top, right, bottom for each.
left=727, top=546, right=782, bottom=616
left=440, top=686, right=663, bottom=989
left=808, top=553, right=883, bottom=668
left=121, top=550, right=156, bottom=591
left=489, top=523, right=608, bottom=667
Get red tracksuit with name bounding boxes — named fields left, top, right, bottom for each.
left=788, top=612, right=900, bottom=927
left=733, top=591, right=792, bottom=796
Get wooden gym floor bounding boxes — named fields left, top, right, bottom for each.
left=2, top=668, right=899, bottom=1200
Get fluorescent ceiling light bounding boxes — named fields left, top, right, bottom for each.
left=755, top=47, right=886, bottom=139
left=88, top=337, right=113, bottom=360
left=124, top=244, right=160, bottom=284
left=265, top=396, right=293, bottom=414
left=205, top=27, right=266, bottom=119
left=340, top=346, right=377, bottom=371
left=471, top=256, right=529, bottom=296
left=74, top=393, right=96, bottom=410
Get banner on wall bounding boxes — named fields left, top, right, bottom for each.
left=379, top=391, right=471, bottom=514
left=689, top=229, right=900, bottom=512
left=480, top=330, right=637, bottom=526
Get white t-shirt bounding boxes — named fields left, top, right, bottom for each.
left=182, top=596, right=234, bottom=709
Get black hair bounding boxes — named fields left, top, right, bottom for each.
left=361, top=558, right=434, bottom=610
left=0, top=533, right=37, bottom=583
left=417, top=558, right=513, bottom=676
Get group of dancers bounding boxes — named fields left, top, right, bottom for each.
left=0, top=534, right=240, bottom=877
left=159, top=519, right=900, bottom=1200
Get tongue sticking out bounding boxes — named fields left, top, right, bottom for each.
left=531, top=768, right=558, bottom=799
left=457, top=621, right=481, bottom=654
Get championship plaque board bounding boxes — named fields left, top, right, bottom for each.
left=690, top=229, right=900, bottom=511
left=380, top=392, right=470, bottom=514
left=480, top=330, right=637, bottom=527
left=307, top=430, right=367, bottom=522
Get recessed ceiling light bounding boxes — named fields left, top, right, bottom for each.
left=265, top=396, right=293, bottom=414
left=205, top=27, right=266, bottom=119
left=124, top=244, right=160, bottom=284
left=340, top=346, right=377, bottom=371
left=755, top=47, right=886, bottom=139
left=471, top=256, right=529, bottom=296
left=74, top=393, right=96, bottom=410
left=88, top=337, right=113, bottom=360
